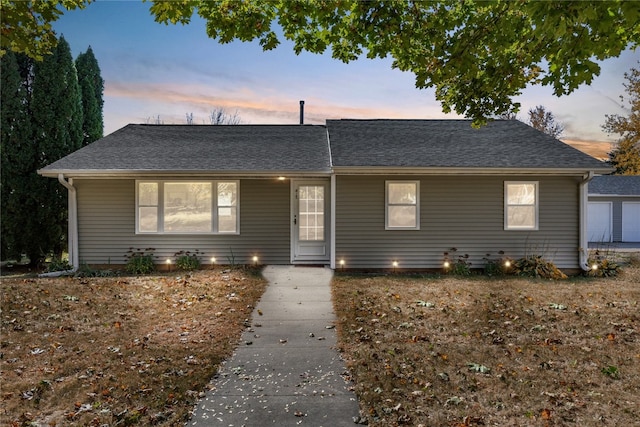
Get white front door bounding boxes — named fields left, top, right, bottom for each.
left=588, top=202, right=612, bottom=242
left=292, top=180, right=330, bottom=264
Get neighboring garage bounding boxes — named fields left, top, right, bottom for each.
left=588, top=175, right=640, bottom=243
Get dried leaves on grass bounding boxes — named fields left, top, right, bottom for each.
left=333, top=267, right=640, bottom=426
left=1, top=269, right=266, bottom=426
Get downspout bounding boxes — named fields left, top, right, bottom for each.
left=330, top=174, right=336, bottom=269
left=327, top=126, right=336, bottom=269
left=39, top=174, right=78, bottom=276
left=579, top=171, right=595, bottom=271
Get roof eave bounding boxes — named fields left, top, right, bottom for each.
left=331, top=166, right=614, bottom=176
left=38, top=166, right=615, bottom=178
left=37, top=169, right=332, bottom=178
left=589, top=193, right=640, bottom=197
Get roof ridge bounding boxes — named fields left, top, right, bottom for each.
left=133, top=123, right=327, bottom=127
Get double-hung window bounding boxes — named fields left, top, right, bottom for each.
left=136, top=180, right=239, bottom=234
left=386, top=181, right=420, bottom=230
left=504, top=181, right=538, bottom=230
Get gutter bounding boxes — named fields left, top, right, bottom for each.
left=579, top=171, right=595, bottom=271
left=330, top=166, right=613, bottom=176
left=36, top=169, right=334, bottom=178
left=39, top=174, right=79, bottom=277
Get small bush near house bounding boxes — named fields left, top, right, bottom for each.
left=482, top=251, right=513, bottom=276
left=75, top=262, right=117, bottom=277
left=44, top=257, right=72, bottom=273
left=587, top=249, right=622, bottom=277
left=174, top=249, right=202, bottom=271
left=511, top=255, right=567, bottom=279
left=442, top=248, right=472, bottom=276
left=124, top=248, right=155, bottom=274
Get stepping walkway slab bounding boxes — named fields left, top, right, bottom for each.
left=187, top=265, right=360, bottom=426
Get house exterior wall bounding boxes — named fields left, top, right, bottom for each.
left=74, top=178, right=291, bottom=265
left=335, top=175, right=582, bottom=270
left=588, top=196, right=640, bottom=242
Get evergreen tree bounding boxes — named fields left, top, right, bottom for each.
left=604, top=66, right=640, bottom=175
left=0, top=51, right=36, bottom=260
left=30, top=36, right=83, bottom=262
left=75, top=46, right=104, bottom=145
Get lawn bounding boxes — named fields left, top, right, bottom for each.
left=1, top=268, right=266, bottom=426
left=332, top=264, right=640, bottom=426
left=3, top=261, right=639, bottom=427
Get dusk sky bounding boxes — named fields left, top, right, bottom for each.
left=55, top=1, right=638, bottom=146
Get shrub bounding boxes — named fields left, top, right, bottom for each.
left=587, top=250, right=621, bottom=277
left=511, top=255, right=567, bottom=279
left=483, top=252, right=513, bottom=276
left=75, top=262, right=117, bottom=278
left=124, top=248, right=155, bottom=275
left=174, top=249, right=202, bottom=271
left=443, top=248, right=472, bottom=276
left=44, top=257, right=72, bottom=273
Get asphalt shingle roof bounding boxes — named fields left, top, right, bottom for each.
left=589, top=175, right=640, bottom=196
left=41, top=124, right=331, bottom=173
left=327, top=119, right=608, bottom=170
left=41, top=120, right=610, bottom=175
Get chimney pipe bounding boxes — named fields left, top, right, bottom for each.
left=299, top=100, right=305, bottom=125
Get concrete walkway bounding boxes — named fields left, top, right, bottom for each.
left=187, top=265, right=360, bottom=426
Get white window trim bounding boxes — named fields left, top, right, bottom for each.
left=135, top=180, right=239, bottom=235
left=504, top=181, right=539, bottom=231
left=385, top=180, right=420, bottom=230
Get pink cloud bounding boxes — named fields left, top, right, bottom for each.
left=104, top=80, right=455, bottom=131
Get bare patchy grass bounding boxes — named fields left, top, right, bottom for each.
left=1, top=268, right=266, bottom=426
left=333, top=266, right=640, bottom=426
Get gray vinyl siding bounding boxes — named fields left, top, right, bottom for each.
left=335, top=175, right=582, bottom=269
left=75, top=178, right=290, bottom=265
left=588, top=196, right=640, bottom=242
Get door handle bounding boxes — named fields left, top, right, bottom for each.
left=294, top=215, right=297, bottom=225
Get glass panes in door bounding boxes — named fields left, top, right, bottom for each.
left=299, top=185, right=324, bottom=241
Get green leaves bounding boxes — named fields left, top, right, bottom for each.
left=4, top=0, right=638, bottom=124
left=148, top=0, right=196, bottom=25
left=0, top=0, right=90, bottom=60
left=146, top=0, right=639, bottom=124
left=601, top=365, right=619, bottom=379
left=75, top=46, right=104, bottom=146
left=1, top=35, right=87, bottom=264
